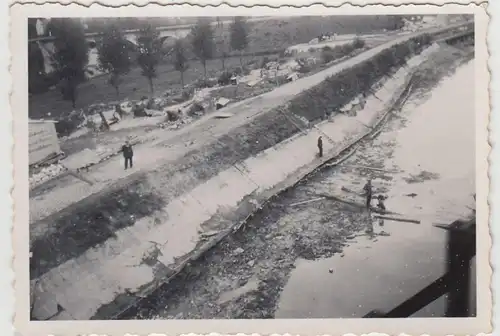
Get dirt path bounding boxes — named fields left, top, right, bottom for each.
left=29, top=25, right=461, bottom=224
left=117, top=44, right=475, bottom=320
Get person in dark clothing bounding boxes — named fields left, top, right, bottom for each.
left=376, top=195, right=386, bottom=227
left=377, top=195, right=386, bottom=211
left=363, top=179, right=372, bottom=209
left=317, top=136, right=323, bottom=158
left=122, top=140, right=134, bottom=170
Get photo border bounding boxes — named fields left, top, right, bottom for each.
left=10, top=3, right=492, bottom=335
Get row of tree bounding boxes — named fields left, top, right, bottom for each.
left=30, top=17, right=250, bottom=108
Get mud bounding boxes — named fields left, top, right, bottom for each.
left=118, top=193, right=366, bottom=319
left=115, top=42, right=474, bottom=320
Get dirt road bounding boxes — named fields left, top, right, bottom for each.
left=118, top=43, right=475, bottom=320
left=29, top=24, right=466, bottom=224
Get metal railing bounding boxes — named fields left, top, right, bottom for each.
left=364, top=217, right=476, bottom=318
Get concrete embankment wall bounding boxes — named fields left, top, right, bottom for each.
left=31, top=36, right=443, bottom=320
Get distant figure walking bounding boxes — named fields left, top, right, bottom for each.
left=363, top=179, right=373, bottom=210
left=122, top=140, right=134, bottom=170
left=317, top=136, right=323, bottom=158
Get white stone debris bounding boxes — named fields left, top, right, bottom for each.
left=29, top=163, right=67, bottom=189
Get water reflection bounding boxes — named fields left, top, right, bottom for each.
left=276, top=60, right=475, bottom=318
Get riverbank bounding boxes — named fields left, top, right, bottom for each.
left=29, top=25, right=473, bottom=321
left=29, top=26, right=451, bottom=224
left=30, top=41, right=432, bottom=322
left=116, top=40, right=474, bottom=320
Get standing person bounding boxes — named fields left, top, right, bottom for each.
left=122, top=140, right=134, bottom=170
left=317, top=136, right=323, bottom=158
left=377, top=195, right=386, bottom=211
left=363, top=179, right=373, bottom=210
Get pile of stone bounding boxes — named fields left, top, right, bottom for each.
left=29, top=163, right=67, bottom=189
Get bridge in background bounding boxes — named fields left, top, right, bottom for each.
left=29, top=18, right=474, bottom=81
left=29, top=16, right=276, bottom=76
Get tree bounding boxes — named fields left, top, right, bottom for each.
left=215, top=21, right=228, bottom=70
left=217, top=40, right=229, bottom=70
left=190, top=19, right=215, bottom=81
left=230, top=17, right=249, bottom=67
left=28, top=41, right=46, bottom=94
left=97, top=25, right=132, bottom=98
left=28, top=18, right=47, bottom=94
left=390, top=15, right=406, bottom=30
left=172, top=39, right=189, bottom=88
left=216, top=17, right=222, bottom=29
left=137, top=24, right=163, bottom=94
left=47, top=18, right=89, bottom=108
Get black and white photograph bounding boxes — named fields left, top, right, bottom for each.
left=12, top=4, right=490, bottom=334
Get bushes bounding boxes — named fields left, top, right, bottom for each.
left=55, top=111, right=86, bottom=137
left=353, top=38, right=365, bottom=49
left=290, top=35, right=432, bottom=122
left=218, top=71, right=233, bottom=86
left=186, top=102, right=205, bottom=117
left=321, top=49, right=336, bottom=64
left=233, top=66, right=249, bottom=76
left=320, top=39, right=366, bottom=65
left=295, top=58, right=312, bottom=74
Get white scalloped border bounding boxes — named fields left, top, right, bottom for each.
left=5, top=2, right=495, bottom=336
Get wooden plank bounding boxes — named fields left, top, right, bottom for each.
left=342, top=164, right=400, bottom=174
left=289, top=197, right=325, bottom=207
left=317, top=193, right=400, bottom=215
left=374, top=215, right=420, bottom=224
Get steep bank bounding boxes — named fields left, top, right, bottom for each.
left=29, top=22, right=470, bottom=225
left=30, top=28, right=466, bottom=321
left=125, top=40, right=474, bottom=320
left=276, top=51, right=475, bottom=319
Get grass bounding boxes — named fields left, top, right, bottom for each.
left=29, top=54, right=275, bottom=120
left=29, top=16, right=402, bottom=120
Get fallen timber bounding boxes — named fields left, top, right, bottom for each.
left=30, top=23, right=474, bottom=321
left=374, top=215, right=421, bottom=225
left=110, top=64, right=421, bottom=319
left=316, top=193, right=401, bottom=216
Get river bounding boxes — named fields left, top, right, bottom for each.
left=275, top=59, right=475, bottom=318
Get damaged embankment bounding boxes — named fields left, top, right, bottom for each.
left=132, top=42, right=475, bottom=320
left=114, top=41, right=437, bottom=320
left=30, top=29, right=460, bottom=321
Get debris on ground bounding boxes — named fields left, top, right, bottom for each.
left=29, top=164, right=67, bottom=189
left=215, top=98, right=231, bottom=110
left=213, top=113, right=234, bottom=119
left=289, top=197, right=325, bottom=207
left=373, top=215, right=421, bottom=224
left=404, top=170, right=440, bottom=184
left=233, top=247, right=245, bottom=255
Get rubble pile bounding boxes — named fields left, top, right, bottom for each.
left=29, top=163, right=67, bottom=189
left=400, top=16, right=443, bottom=33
